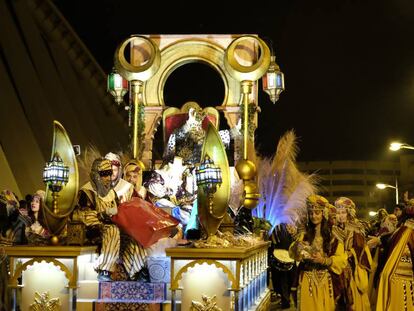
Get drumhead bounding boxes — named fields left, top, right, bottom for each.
left=273, top=249, right=294, bottom=263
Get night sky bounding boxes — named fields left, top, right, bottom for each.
left=54, top=0, right=414, bottom=162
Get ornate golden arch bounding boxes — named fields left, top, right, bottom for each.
left=170, top=259, right=238, bottom=291
left=9, top=257, right=73, bottom=288
left=138, top=35, right=263, bottom=166
left=144, top=38, right=241, bottom=108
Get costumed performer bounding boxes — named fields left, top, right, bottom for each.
left=123, top=159, right=147, bottom=199
left=163, top=107, right=240, bottom=166
left=104, top=152, right=134, bottom=203
left=25, top=190, right=50, bottom=244
left=144, top=156, right=197, bottom=235
left=376, top=199, right=414, bottom=311
left=76, top=157, right=147, bottom=281
left=333, top=197, right=372, bottom=310
left=289, top=194, right=347, bottom=311
left=269, top=222, right=297, bottom=309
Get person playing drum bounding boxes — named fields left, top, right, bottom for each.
left=270, top=222, right=297, bottom=309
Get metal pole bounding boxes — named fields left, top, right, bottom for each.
left=130, top=80, right=143, bottom=160
left=241, top=81, right=252, bottom=161
left=395, top=178, right=399, bottom=205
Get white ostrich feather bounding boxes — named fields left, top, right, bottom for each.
left=254, top=130, right=319, bottom=232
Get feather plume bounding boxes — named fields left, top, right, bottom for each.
left=118, top=151, right=134, bottom=168
left=253, top=130, right=319, bottom=232
left=77, top=144, right=102, bottom=186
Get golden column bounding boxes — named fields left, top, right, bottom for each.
left=224, top=35, right=271, bottom=209
left=114, top=35, right=160, bottom=165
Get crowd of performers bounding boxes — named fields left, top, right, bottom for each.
left=3, top=157, right=412, bottom=311
left=0, top=152, right=198, bottom=282
left=0, top=108, right=240, bottom=285
left=1, top=107, right=413, bottom=311
left=269, top=194, right=414, bottom=311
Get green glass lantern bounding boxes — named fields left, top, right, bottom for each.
left=107, top=68, right=129, bottom=104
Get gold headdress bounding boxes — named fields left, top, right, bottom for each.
left=306, top=194, right=329, bottom=219
left=124, top=160, right=142, bottom=174
left=97, top=159, right=112, bottom=172
left=334, top=196, right=356, bottom=219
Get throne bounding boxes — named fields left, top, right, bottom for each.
left=162, top=101, right=220, bottom=145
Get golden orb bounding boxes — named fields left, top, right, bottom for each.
left=50, top=236, right=59, bottom=245
left=243, top=181, right=260, bottom=210
left=235, top=159, right=257, bottom=181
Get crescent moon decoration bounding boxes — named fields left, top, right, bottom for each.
left=113, top=35, right=161, bottom=82
left=198, top=123, right=230, bottom=237
left=43, top=121, right=79, bottom=236
left=224, top=35, right=271, bottom=82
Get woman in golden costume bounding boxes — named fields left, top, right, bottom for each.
left=333, top=197, right=372, bottom=310
left=376, top=199, right=414, bottom=311
left=289, top=194, right=347, bottom=311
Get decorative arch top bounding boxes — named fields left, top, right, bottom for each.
left=143, top=37, right=242, bottom=109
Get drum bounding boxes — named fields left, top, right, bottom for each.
left=272, top=249, right=295, bottom=271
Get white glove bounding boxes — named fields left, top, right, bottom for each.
left=105, top=206, right=118, bottom=216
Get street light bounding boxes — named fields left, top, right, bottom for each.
left=376, top=179, right=399, bottom=204
left=389, top=142, right=414, bottom=151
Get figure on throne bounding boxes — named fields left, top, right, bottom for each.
left=163, top=107, right=238, bottom=166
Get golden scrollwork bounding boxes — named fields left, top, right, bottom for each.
left=190, top=294, right=222, bottom=311
left=30, top=291, right=60, bottom=311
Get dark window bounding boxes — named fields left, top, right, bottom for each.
left=380, top=170, right=394, bottom=175
left=366, top=180, right=377, bottom=185
left=332, top=169, right=364, bottom=174
left=311, top=169, right=330, bottom=175
left=332, top=180, right=364, bottom=185
left=368, top=202, right=379, bottom=208
left=332, top=191, right=365, bottom=197
left=320, top=180, right=331, bottom=186
left=366, top=169, right=378, bottom=175
left=354, top=202, right=365, bottom=208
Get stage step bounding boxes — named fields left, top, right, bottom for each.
left=93, top=301, right=162, bottom=311
left=77, top=299, right=174, bottom=311
left=99, top=281, right=168, bottom=302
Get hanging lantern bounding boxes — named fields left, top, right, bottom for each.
left=107, top=68, right=129, bottom=104
left=262, top=55, right=285, bottom=104
left=195, top=155, right=222, bottom=194
left=43, top=152, right=69, bottom=214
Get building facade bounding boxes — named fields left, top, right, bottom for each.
left=298, top=154, right=414, bottom=219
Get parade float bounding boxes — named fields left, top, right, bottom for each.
left=2, top=34, right=285, bottom=311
